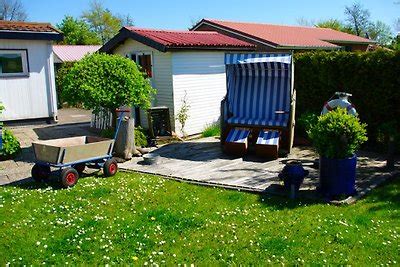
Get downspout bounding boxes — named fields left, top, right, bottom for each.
left=47, top=42, right=58, bottom=122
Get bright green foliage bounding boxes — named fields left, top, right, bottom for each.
left=1, top=128, right=21, bottom=158
left=0, top=172, right=399, bottom=265
left=0, top=104, right=21, bottom=159
left=367, top=21, right=393, bottom=46
left=82, top=0, right=123, bottom=44
left=316, top=19, right=354, bottom=34
left=55, top=62, right=75, bottom=106
left=134, top=126, right=148, bottom=147
left=62, top=53, right=156, bottom=113
left=101, top=126, right=148, bottom=147
left=294, top=50, right=400, bottom=145
left=296, top=112, right=318, bottom=138
left=201, top=122, right=220, bottom=137
left=308, top=108, right=367, bottom=159
left=56, top=16, right=101, bottom=45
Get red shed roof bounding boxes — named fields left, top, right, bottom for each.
left=53, top=45, right=101, bottom=63
left=100, top=27, right=255, bottom=52
left=193, top=19, right=375, bottom=49
left=124, top=27, right=255, bottom=49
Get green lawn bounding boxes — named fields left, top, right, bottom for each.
left=0, top=172, right=399, bottom=265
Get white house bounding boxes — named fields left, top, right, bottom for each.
left=100, top=27, right=255, bottom=136
left=0, top=20, right=62, bottom=122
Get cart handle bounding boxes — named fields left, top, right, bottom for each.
left=114, top=109, right=128, bottom=140
left=115, top=108, right=131, bottom=113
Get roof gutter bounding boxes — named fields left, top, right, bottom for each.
left=323, top=39, right=376, bottom=45
left=0, top=30, right=63, bottom=41
left=277, top=45, right=340, bottom=50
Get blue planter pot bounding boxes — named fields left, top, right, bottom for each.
left=319, top=155, right=357, bottom=197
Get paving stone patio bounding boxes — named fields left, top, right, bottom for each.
left=120, top=137, right=399, bottom=203
left=0, top=108, right=93, bottom=185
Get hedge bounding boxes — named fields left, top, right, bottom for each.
left=294, top=50, right=400, bottom=144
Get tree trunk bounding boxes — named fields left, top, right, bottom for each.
left=386, top=135, right=395, bottom=170
left=114, top=116, right=135, bottom=160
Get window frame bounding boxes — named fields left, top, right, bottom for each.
left=126, top=51, right=153, bottom=79
left=0, top=49, right=29, bottom=78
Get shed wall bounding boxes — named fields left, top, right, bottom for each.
left=112, top=39, right=174, bottom=129
left=0, top=39, right=57, bottom=121
left=172, top=51, right=226, bottom=136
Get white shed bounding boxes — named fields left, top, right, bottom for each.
left=0, top=21, right=62, bottom=122
left=100, top=27, right=255, bottom=136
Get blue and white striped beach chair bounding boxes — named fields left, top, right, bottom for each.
left=255, top=130, right=280, bottom=158
left=222, top=53, right=295, bottom=154
left=224, top=128, right=251, bottom=156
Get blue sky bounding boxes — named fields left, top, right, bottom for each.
left=23, top=0, right=399, bottom=31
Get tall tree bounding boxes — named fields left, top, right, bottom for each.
left=296, top=17, right=315, bottom=27
left=316, top=19, right=354, bottom=34
left=344, top=2, right=371, bottom=36
left=82, top=0, right=122, bottom=44
left=368, top=21, right=393, bottom=45
left=395, top=18, right=400, bottom=33
left=57, top=16, right=101, bottom=45
left=0, top=0, right=27, bottom=21
left=118, top=14, right=134, bottom=27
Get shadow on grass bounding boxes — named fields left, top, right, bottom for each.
left=5, top=170, right=103, bottom=191
left=257, top=190, right=325, bottom=210
left=362, top=176, right=400, bottom=216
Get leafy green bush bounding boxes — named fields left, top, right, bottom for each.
left=296, top=112, right=318, bottom=138
left=1, top=128, right=21, bottom=159
left=55, top=62, right=75, bottom=107
left=100, top=126, right=148, bottom=147
left=62, top=53, right=156, bottom=113
left=202, top=122, right=220, bottom=137
left=295, top=50, right=400, bottom=146
left=134, top=126, right=148, bottom=147
left=308, top=108, right=367, bottom=159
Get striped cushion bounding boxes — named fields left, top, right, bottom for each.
left=226, top=129, right=250, bottom=143
left=227, top=116, right=288, bottom=127
left=225, top=57, right=291, bottom=128
left=256, top=130, right=280, bottom=145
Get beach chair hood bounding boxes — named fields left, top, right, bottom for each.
left=224, top=53, right=293, bottom=127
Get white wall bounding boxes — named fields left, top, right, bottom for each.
left=113, top=39, right=174, bottom=128
left=172, top=52, right=226, bottom=136
left=0, top=39, right=57, bottom=121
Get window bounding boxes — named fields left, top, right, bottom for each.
left=128, top=52, right=153, bottom=78
left=0, top=49, right=28, bottom=77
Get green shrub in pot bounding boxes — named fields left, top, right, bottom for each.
left=308, top=108, right=367, bottom=159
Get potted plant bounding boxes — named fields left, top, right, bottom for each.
left=308, top=108, right=367, bottom=197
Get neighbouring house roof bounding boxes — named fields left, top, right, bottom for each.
left=192, top=19, right=376, bottom=50
left=53, top=45, right=101, bottom=63
left=0, top=20, right=63, bottom=41
left=100, top=27, right=256, bottom=53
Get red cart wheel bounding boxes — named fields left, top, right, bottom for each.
left=31, top=164, right=51, bottom=182
left=61, top=167, right=79, bottom=188
left=103, top=158, right=118, bottom=177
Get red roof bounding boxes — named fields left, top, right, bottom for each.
left=124, top=27, right=255, bottom=49
left=53, top=45, right=101, bottom=63
left=196, top=19, right=375, bottom=49
left=0, top=20, right=60, bottom=33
